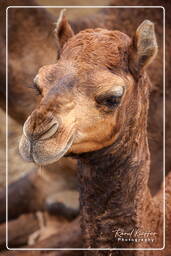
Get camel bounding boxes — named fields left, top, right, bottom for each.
left=0, top=0, right=169, bottom=208
left=0, top=1, right=165, bottom=226
left=0, top=1, right=170, bottom=253
left=0, top=0, right=80, bottom=224
left=19, top=10, right=171, bottom=255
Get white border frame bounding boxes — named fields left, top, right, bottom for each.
left=6, top=5, right=165, bottom=251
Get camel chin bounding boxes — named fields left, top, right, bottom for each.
left=19, top=133, right=75, bottom=166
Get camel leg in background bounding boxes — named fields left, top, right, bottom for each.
left=0, top=158, right=78, bottom=223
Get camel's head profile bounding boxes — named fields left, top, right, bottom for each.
left=19, top=11, right=158, bottom=165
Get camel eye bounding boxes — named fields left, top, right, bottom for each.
left=31, top=75, right=42, bottom=96
left=96, top=86, right=124, bottom=108
left=102, top=95, right=121, bottom=107
left=32, top=82, right=42, bottom=95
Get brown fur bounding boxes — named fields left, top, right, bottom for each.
left=19, top=28, right=134, bottom=163
left=0, top=1, right=170, bottom=254
left=1, top=0, right=170, bottom=190
left=18, top=13, right=171, bottom=255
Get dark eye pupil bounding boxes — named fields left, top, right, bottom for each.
left=104, top=96, right=120, bottom=107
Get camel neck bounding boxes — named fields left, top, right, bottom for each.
left=78, top=132, right=153, bottom=248
left=77, top=78, right=160, bottom=249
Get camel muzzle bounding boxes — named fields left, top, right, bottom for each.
left=23, top=116, right=59, bottom=142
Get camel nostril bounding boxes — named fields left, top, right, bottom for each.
left=23, top=116, right=59, bottom=141
left=39, top=122, right=59, bottom=140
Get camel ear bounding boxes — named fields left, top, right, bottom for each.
left=55, top=9, right=74, bottom=55
left=129, top=20, right=158, bottom=77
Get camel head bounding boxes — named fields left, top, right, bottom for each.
left=19, top=11, right=158, bottom=165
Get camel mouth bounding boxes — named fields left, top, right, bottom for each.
left=33, top=134, right=75, bottom=165
left=19, top=131, right=75, bottom=166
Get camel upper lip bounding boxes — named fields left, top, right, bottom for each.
left=37, top=122, right=59, bottom=141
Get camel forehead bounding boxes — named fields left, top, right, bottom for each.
left=37, top=65, right=130, bottom=101
left=61, top=28, right=131, bottom=68
left=36, top=29, right=131, bottom=93
left=37, top=68, right=130, bottom=108
left=37, top=62, right=76, bottom=86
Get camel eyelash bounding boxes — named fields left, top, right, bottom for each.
left=96, top=86, right=125, bottom=108
left=97, top=95, right=122, bottom=108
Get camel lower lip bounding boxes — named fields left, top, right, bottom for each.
left=32, top=134, right=75, bottom=165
